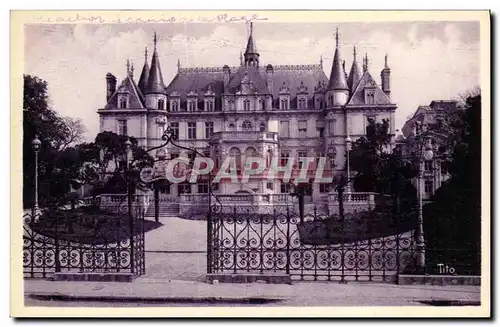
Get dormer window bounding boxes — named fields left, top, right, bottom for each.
left=118, top=94, right=129, bottom=109
left=297, top=97, right=307, bottom=110
left=157, top=99, right=165, bottom=110
left=259, top=98, right=265, bottom=110
left=243, top=99, right=250, bottom=111
left=188, top=100, right=197, bottom=112
left=280, top=98, right=289, bottom=110
left=205, top=99, right=215, bottom=111
left=314, top=95, right=322, bottom=110
left=170, top=99, right=179, bottom=112
left=365, top=89, right=375, bottom=104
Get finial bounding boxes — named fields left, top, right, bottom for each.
left=365, top=53, right=369, bottom=71
left=144, top=47, right=148, bottom=62
left=335, top=28, right=339, bottom=47
left=126, top=58, right=130, bottom=74
left=320, top=54, right=323, bottom=68
left=250, top=22, right=253, bottom=36
left=353, top=46, right=357, bottom=59
left=177, top=58, right=181, bottom=71
left=384, top=53, right=389, bottom=69
left=130, top=63, right=134, bottom=77
left=153, top=32, right=157, bottom=49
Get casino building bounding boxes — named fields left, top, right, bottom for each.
left=97, top=24, right=397, bottom=216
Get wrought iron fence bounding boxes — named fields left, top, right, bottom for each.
left=23, top=202, right=145, bottom=278
left=208, top=206, right=418, bottom=282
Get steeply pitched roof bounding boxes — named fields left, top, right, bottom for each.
left=347, top=48, right=362, bottom=91
left=165, top=64, right=328, bottom=108
left=138, top=48, right=150, bottom=94
left=327, top=31, right=348, bottom=91
left=146, top=35, right=166, bottom=94
left=104, top=74, right=145, bottom=109
left=347, top=71, right=391, bottom=105
left=245, top=22, right=257, bottom=55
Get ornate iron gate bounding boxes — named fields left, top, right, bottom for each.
left=23, top=200, right=145, bottom=278
left=208, top=205, right=418, bottom=282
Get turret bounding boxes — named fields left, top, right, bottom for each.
left=244, top=23, right=259, bottom=67
left=145, top=32, right=167, bottom=110
left=381, top=54, right=391, bottom=99
left=105, top=73, right=117, bottom=102
left=326, top=29, right=349, bottom=107
left=223, top=65, right=231, bottom=90
left=138, top=47, right=150, bottom=93
left=266, top=64, right=274, bottom=94
left=347, top=46, right=362, bottom=92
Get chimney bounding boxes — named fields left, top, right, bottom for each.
left=266, top=64, right=274, bottom=93
left=105, top=73, right=117, bottom=102
left=223, top=65, right=231, bottom=90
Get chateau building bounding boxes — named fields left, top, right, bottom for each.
left=97, top=24, right=397, bottom=209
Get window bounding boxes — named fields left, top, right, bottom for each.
left=117, top=120, right=127, bottom=136
left=267, top=182, right=274, bottom=190
left=298, top=151, right=307, bottom=169
left=170, top=153, right=179, bottom=160
left=315, top=96, right=322, bottom=109
left=329, top=120, right=336, bottom=136
left=119, top=97, right=127, bottom=109
left=243, top=99, right=250, bottom=111
left=298, top=120, right=307, bottom=138
left=365, top=90, right=375, bottom=104
left=280, top=182, right=291, bottom=194
left=279, top=121, right=289, bottom=138
left=424, top=180, right=434, bottom=194
left=259, top=122, right=266, bottom=132
left=280, top=98, right=289, bottom=110
left=228, top=99, right=236, bottom=111
left=178, top=181, right=192, bottom=194
left=319, top=183, right=330, bottom=193
left=206, top=99, right=214, bottom=111
left=188, top=122, right=197, bottom=140
left=259, top=99, right=265, bottom=110
left=188, top=100, right=196, bottom=112
left=157, top=124, right=165, bottom=139
left=298, top=97, right=307, bottom=109
left=170, top=122, right=179, bottom=139
left=424, top=160, right=433, bottom=172
left=198, top=182, right=209, bottom=194
left=157, top=99, right=165, bottom=110
left=317, top=127, right=324, bottom=138
left=171, top=100, right=179, bottom=112
left=280, top=152, right=290, bottom=166
left=328, top=94, right=333, bottom=106
left=242, top=120, right=252, bottom=131
left=205, top=122, right=214, bottom=139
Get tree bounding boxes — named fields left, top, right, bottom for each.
left=423, top=94, right=481, bottom=274
left=23, top=75, right=88, bottom=208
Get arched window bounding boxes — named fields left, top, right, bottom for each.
left=229, top=147, right=242, bottom=169
left=298, top=97, right=307, bottom=109
left=259, top=99, right=265, bottom=110
left=280, top=98, right=289, bottom=110
left=242, top=120, right=252, bottom=131
left=171, top=100, right=179, bottom=112
left=243, top=99, right=250, bottom=111
left=259, top=122, right=266, bottom=132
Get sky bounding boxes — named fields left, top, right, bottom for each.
left=24, top=21, right=480, bottom=141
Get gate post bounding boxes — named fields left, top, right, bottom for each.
left=207, top=179, right=213, bottom=274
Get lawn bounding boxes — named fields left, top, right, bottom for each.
left=29, top=206, right=163, bottom=245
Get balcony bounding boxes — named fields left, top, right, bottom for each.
left=211, top=131, right=278, bottom=142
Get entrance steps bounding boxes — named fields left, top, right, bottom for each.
left=145, top=203, right=180, bottom=218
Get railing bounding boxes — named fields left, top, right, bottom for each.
left=330, top=192, right=377, bottom=203
left=99, top=194, right=151, bottom=207
left=211, top=131, right=278, bottom=142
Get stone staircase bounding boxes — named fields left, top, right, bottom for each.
left=145, top=203, right=180, bottom=218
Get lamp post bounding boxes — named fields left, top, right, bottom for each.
left=125, top=139, right=133, bottom=219
left=31, top=135, right=42, bottom=220
left=415, top=137, right=434, bottom=272
left=345, top=136, right=352, bottom=195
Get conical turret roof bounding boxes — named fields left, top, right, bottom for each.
left=245, top=22, right=257, bottom=54
left=138, top=47, right=150, bottom=93
left=327, top=29, right=348, bottom=91
left=146, top=32, right=166, bottom=94
left=347, top=46, right=362, bottom=91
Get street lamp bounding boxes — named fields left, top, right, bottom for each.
left=345, top=136, right=352, bottom=195
left=125, top=139, right=133, bottom=219
left=415, top=137, right=433, bottom=272
left=31, top=135, right=42, bottom=221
